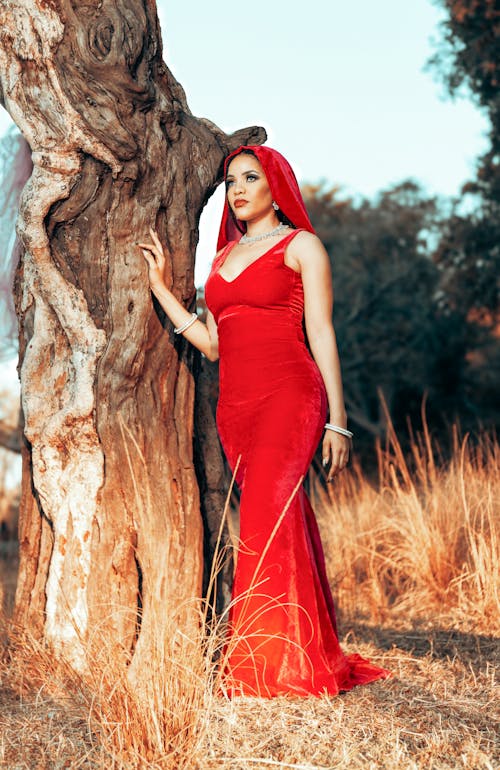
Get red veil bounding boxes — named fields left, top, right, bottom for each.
left=216, top=145, right=315, bottom=251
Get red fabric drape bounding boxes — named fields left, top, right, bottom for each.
left=216, top=145, right=315, bottom=251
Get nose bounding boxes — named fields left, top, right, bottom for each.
left=233, top=176, right=245, bottom=194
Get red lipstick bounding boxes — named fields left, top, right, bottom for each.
left=234, top=199, right=248, bottom=208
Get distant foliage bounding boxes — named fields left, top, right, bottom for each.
left=428, top=1, right=499, bottom=108
left=428, top=0, right=500, bottom=431
left=303, top=180, right=499, bottom=447
left=428, top=0, right=499, bottom=309
left=428, top=0, right=499, bottom=198
left=304, top=183, right=439, bottom=436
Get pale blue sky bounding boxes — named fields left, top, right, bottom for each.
left=159, top=0, right=488, bottom=196
left=156, top=0, right=489, bottom=282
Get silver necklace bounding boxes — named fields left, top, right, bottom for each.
left=240, top=222, right=289, bottom=245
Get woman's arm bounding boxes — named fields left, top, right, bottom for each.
left=138, top=228, right=219, bottom=362
left=287, top=231, right=350, bottom=479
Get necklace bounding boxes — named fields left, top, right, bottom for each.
left=240, top=222, right=289, bottom=245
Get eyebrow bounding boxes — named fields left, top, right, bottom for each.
left=225, top=168, right=260, bottom=179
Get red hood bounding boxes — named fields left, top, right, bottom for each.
left=216, top=145, right=315, bottom=251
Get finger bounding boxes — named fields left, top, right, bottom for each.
left=138, top=242, right=157, bottom=257
left=141, top=249, right=156, bottom=267
left=330, top=449, right=344, bottom=475
left=336, top=452, right=349, bottom=472
left=327, top=462, right=340, bottom=481
left=149, top=228, right=164, bottom=254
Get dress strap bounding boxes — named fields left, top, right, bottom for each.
left=281, top=228, right=305, bottom=246
left=273, top=227, right=305, bottom=256
left=210, top=241, right=235, bottom=274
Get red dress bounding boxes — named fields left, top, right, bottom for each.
left=204, top=228, right=390, bottom=697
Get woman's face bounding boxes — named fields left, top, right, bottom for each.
left=225, top=153, right=275, bottom=223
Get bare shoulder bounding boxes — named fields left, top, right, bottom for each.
left=287, top=230, right=329, bottom=272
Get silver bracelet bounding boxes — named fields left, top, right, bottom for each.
left=325, top=423, right=353, bottom=439
left=174, top=312, right=198, bottom=335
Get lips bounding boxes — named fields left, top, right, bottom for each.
left=234, top=199, right=248, bottom=208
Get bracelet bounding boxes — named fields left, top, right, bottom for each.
left=174, top=312, right=198, bottom=335
left=325, top=423, right=353, bottom=439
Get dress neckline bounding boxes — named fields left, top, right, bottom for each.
left=216, top=229, right=300, bottom=284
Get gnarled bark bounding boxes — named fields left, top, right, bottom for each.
left=0, top=0, right=265, bottom=670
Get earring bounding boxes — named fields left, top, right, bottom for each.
left=272, top=201, right=279, bottom=211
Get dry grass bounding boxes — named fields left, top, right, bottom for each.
left=311, top=419, right=500, bottom=634
left=1, top=617, right=497, bottom=769
left=0, top=541, right=17, bottom=621
left=0, top=423, right=499, bottom=769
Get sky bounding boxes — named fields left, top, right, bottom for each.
left=155, top=0, right=489, bottom=283
left=0, top=1, right=490, bottom=288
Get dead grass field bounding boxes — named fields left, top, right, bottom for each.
left=0, top=424, right=498, bottom=769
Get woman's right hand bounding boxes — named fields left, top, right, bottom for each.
left=137, top=227, right=168, bottom=293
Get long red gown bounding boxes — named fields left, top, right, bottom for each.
left=204, top=228, right=390, bottom=697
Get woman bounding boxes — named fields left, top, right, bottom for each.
left=139, top=145, right=390, bottom=697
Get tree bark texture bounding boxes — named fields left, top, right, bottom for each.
left=0, top=0, right=265, bottom=670
left=194, top=355, right=234, bottom=615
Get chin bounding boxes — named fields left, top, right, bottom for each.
left=232, top=210, right=251, bottom=222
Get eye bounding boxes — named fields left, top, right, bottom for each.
left=246, top=174, right=258, bottom=182
left=225, top=179, right=234, bottom=189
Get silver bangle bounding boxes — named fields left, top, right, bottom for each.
left=174, top=312, right=198, bottom=335
left=325, top=423, right=353, bottom=439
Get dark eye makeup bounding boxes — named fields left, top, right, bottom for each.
left=225, top=172, right=259, bottom=189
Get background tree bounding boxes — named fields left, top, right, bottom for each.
left=304, top=177, right=498, bottom=458
left=304, top=182, right=444, bottom=446
left=428, top=0, right=499, bottom=217
left=0, top=0, right=264, bottom=673
left=427, top=0, right=500, bottom=430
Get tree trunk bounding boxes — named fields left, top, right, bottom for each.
left=0, top=0, right=264, bottom=671
left=194, top=355, right=234, bottom=615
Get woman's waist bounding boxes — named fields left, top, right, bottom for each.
left=218, top=345, right=324, bottom=402
left=217, top=364, right=325, bottom=411
left=217, top=305, right=305, bottom=352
